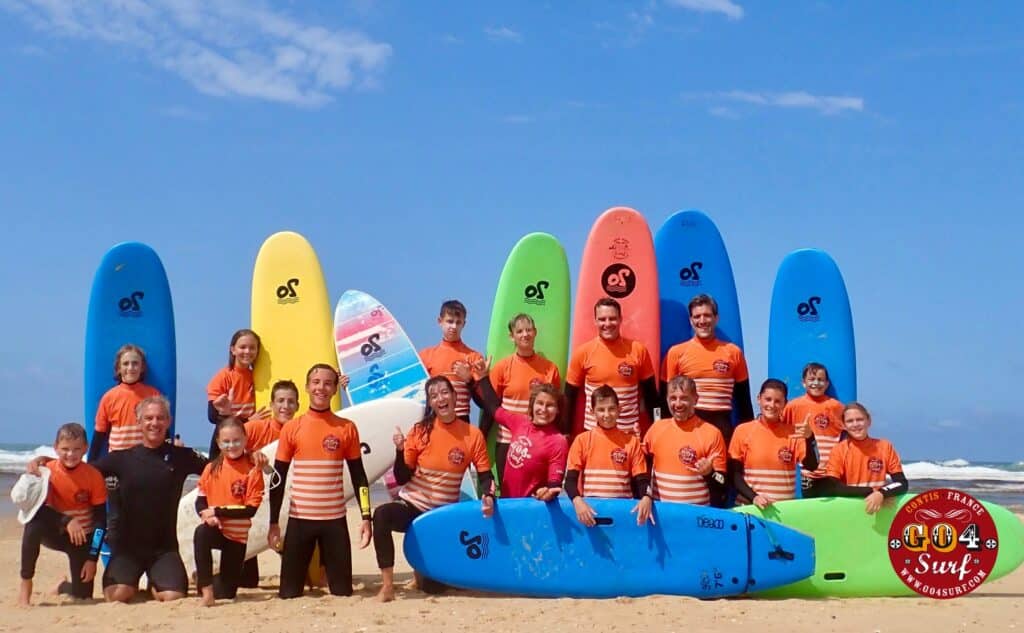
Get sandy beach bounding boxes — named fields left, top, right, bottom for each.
left=0, top=512, right=1021, bottom=633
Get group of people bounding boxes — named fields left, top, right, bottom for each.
left=14, top=293, right=908, bottom=607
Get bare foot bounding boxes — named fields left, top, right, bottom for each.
left=17, top=579, right=32, bottom=607
left=404, top=575, right=419, bottom=590
left=200, top=586, right=214, bottom=607
left=376, top=584, right=395, bottom=603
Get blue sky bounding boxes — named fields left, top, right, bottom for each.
left=1, top=1, right=1022, bottom=460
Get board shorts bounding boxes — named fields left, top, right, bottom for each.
left=102, top=548, right=188, bottom=593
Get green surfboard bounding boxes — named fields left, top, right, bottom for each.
left=736, top=495, right=1024, bottom=597
left=484, top=233, right=571, bottom=492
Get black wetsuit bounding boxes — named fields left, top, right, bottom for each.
left=93, top=443, right=207, bottom=592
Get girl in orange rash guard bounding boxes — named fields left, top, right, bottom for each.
left=819, top=402, right=908, bottom=514
left=206, top=329, right=270, bottom=459
left=89, top=344, right=163, bottom=460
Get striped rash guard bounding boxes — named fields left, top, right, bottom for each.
left=419, top=340, right=485, bottom=419
left=825, top=437, right=903, bottom=489
left=489, top=352, right=561, bottom=443
left=399, top=418, right=490, bottom=511
left=46, top=460, right=107, bottom=532
left=728, top=418, right=808, bottom=503
left=783, top=394, right=844, bottom=480
left=642, top=416, right=727, bottom=506
left=94, top=382, right=163, bottom=453
left=196, top=455, right=264, bottom=543
left=662, top=337, right=748, bottom=414
left=207, top=366, right=256, bottom=421
left=567, top=337, right=656, bottom=436
left=566, top=426, right=647, bottom=498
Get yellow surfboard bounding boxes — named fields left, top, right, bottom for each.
left=251, top=231, right=340, bottom=412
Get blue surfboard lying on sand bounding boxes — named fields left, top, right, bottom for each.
left=767, top=248, right=856, bottom=402
left=404, top=498, right=814, bottom=598
left=84, top=242, right=177, bottom=448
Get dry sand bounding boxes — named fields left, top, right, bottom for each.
left=1, top=512, right=1021, bottom=633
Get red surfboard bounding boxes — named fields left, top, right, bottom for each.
left=570, top=207, right=660, bottom=437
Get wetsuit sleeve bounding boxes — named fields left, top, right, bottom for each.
left=640, top=376, right=660, bottom=422
left=564, top=470, right=581, bottom=500
left=475, top=376, right=501, bottom=419
left=630, top=473, right=652, bottom=500
left=562, top=384, right=579, bottom=435
left=207, top=401, right=222, bottom=424
left=87, top=432, right=109, bottom=462
left=729, top=458, right=758, bottom=502
left=392, top=448, right=413, bottom=484
left=196, top=495, right=209, bottom=514
left=214, top=505, right=259, bottom=519
left=801, top=436, right=819, bottom=471
left=477, top=469, right=495, bottom=498
left=269, top=459, right=290, bottom=525
left=346, top=457, right=372, bottom=520
left=86, top=504, right=108, bottom=562
left=819, top=472, right=909, bottom=498
left=733, top=380, right=754, bottom=422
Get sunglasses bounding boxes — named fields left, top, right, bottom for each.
left=218, top=439, right=244, bottom=449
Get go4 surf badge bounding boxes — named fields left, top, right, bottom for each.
left=888, top=488, right=998, bottom=599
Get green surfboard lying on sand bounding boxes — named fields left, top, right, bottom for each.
left=736, top=495, right=1024, bottom=597
left=484, top=233, right=570, bottom=492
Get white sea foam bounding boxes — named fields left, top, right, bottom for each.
left=903, top=460, right=1024, bottom=482
left=0, top=446, right=56, bottom=474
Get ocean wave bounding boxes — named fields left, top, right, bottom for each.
left=0, top=445, right=56, bottom=474
left=904, top=461, right=1024, bottom=482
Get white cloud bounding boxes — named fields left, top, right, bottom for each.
left=484, top=26, right=522, bottom=43
left=687, top=90, right=865, bottom=116
left=1, top=0, right=392, bottom=107
left=665, top=0, right=744, bottom=20
left=708, top=105, right=739, bottom=119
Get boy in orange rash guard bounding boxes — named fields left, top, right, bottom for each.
left=90, top=344, right=163, bottom=459
left=480, top=313, right=561, bottom=487
left=565, top=386, right=653, bottom=527
left=194, top=418, right=264, bottom=605
left=820, top=402, right=908, bottom=514
left=728, top=379, right=819, bottom=509
left=661, top=294, right=754, bottom=447
left=372, top=376, right=494, bottom=602
left=244, top=380, right=300, bottom=452
left=19, top=423, right=107, bottom=606
left=782, top=362, right=845, bottom=498
left=565, top=298, right=659, bottom=438
left=642, top=376, right=727, bottom=507
left=419, top=300, right=484, bottom=421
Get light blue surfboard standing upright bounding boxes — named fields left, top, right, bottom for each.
left=768, top=249, right=856, bottom=496
left=655, top=210, right=745, bottom=427
left=84, top=242, right=177, bottom=449
left=404, top=498, right=815, bottom=598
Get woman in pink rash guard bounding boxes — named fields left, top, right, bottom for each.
left=459, top=360, right=568, bottom=500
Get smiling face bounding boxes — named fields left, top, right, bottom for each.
left=843, top=407, right=872, bottom=441
left=271, top=387, right=299, bottom=423
left=509, top=318, right=537, bottom=355
left=594, top=305, right=622, bottom=341
left=592, top=396, right=619, bottom=430
left=138, top=401, right=171, bottom=448
left=231, top=334, right=260, bottom=368
left=689, top=304, right=718, bottom=340
left=758, top=387, right=787, bottom=422
left=306, top=368, right=338, bottom=410
left=426, top=380, right=457, bottom=421
left=117, top=350, right=144, bottom=384
left=530, top=391, right=559, bottom=426
left=54, top=437, right=87, bottom=469
left=217, top=424, right=247, bottom=460
left=667, top=384, right=698, bottom=421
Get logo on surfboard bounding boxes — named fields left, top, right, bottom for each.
left=796, top=296, right=821, bottom=322
left=118, top=291, right=144, bottom=317
left=360, top=333, right=384, bottom=360
left=678, top=262, right=703, bottom=287
left=524, top=280, right=549, bottom=305
left=608, top=238, right=631, bottom=260
left=276, top=278, right=300, bottom=305
left=601, top=264, right=636, bottom=299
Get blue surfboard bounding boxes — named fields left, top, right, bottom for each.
left=655, top=209, right=744, bottom=356
left=404, top=498, right=815, bottom=598
left=767, top=249, right=856, bottom=403
left=84, top=242, right=177, bottom=448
